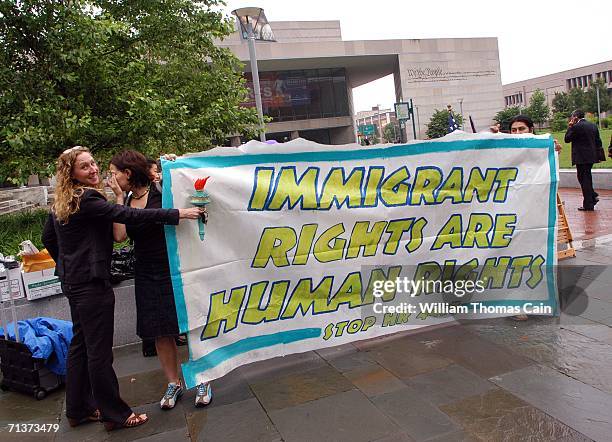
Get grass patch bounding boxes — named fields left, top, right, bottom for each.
left=0, top=208, right=130, bottom=258
left=544, top=128, right=612, bottom=169
left=0, top=209, right=49, bottom=258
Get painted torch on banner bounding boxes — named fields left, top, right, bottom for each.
left=190, top=177, right=211, bottom=241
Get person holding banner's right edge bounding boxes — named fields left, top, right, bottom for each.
left=504, top=115, right=562, bottom=321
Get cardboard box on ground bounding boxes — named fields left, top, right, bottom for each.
left=0, top=260, right=26, bottom=301
left=21, top=267, right=61, bottom=301
left=2, top=241, right=63, bottom=302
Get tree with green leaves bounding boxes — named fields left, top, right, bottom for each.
left=568, top=87, right=586, bottom=112
left=383, top=122, right=400, bottom=143
left=550, top=112, right=568, bottom=132
left=493, top=106, right=521, bottom=132
left=0, top=0, right=260, bottom=184
left=525, top=89, right=550, bottom=128
left=425, top=110, right=463, bottom=139
left=552, top=92, right=573, bottom=117
left=585, top=78, right=612, bottom=116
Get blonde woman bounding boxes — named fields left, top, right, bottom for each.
left=42, top=146, right=201, bottom=431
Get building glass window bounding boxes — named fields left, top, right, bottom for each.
left=243, top=68, right=350, bottom=123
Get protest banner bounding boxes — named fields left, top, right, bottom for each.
left=161, top=133, right=559, bottom=388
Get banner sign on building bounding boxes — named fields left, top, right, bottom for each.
left=161, top=134, right=559, bottom=388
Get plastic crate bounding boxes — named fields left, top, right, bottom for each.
left=0, top=337, right=64, bottom=400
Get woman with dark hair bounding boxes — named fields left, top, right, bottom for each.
left=146, top=157, right=161, bottom=183
left=108, top=150, right=213, bottom=410
left=42, top=146, right=202, bottom=431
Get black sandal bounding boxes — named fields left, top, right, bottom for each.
left=67, top=409, right=101, bottom=427
left=103, top=413, right=148, bottom=431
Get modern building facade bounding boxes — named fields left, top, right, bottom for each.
left=502, top=60, right=612, bottom=108
left=218, top=20, right=504, bottom=144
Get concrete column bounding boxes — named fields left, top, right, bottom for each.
left=290, top=130, right=300, bottom=140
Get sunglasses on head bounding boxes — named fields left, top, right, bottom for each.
left=62, top=146, right=88, bottom=155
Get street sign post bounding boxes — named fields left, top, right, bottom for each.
left=394, top=100, right=417, bottom=142
left=394, top=102, right=411, bottom=121
left=358, top=124, right=376, bottom=136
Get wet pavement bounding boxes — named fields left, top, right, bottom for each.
left=559, top=187, right=612, bottom=241
left=1, top=231, right=612, bottom=440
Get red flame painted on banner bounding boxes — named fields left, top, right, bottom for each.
left=194, top=177, right=210, bottom=191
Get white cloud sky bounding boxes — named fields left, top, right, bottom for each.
left=222, top=0, right=611, bottom=112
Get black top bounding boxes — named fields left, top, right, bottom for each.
left=42, top=188, right=179, bottom=284
left=565, top=119, right=603, bottom=165
left=126, top=184, right=170, bottom=270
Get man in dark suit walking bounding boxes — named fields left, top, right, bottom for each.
left=564, top=109, right=603, bottom=211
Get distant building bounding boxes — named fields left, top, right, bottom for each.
left=218, top=20, right=503, bottom=144
left=355, top=107, right=397, bottom=140
left=502, top=60, right=612, bottom=108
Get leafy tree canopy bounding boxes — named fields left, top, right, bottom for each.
left=525, top=89, right=550, bottom=127
left=0, top=0, right=260, bottom=184
left=383, top=121, right=400, bottom=143
left=493, top=106, right=521, bottom=132
left=552, top=92, right=573, bottom=116
left=585, top=78, right=612, bottom=116
left=425, top=110, right=463, bottom=139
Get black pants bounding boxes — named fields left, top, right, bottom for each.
left=576, top=163, right=596, bottom=210
left=62, top=279, right=132, bottom=424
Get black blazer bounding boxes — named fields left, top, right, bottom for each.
left=42, top=189, right=179, bottom=284
left=564, top=119, right=603, bottom=165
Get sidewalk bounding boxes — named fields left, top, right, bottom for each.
left=559, top=187, right=612, bottom=241
left=1, top=199, right=612, bottom=441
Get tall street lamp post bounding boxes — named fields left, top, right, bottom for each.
left=232, top=7, right=275, bottom=142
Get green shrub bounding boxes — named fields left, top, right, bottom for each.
left=426, top=110, right=463, bottom=139
left=551, top=113, right=568, bottom=132
left=0, top=208, right=131, bottom=258
left=0, top=208, right=49, bottom=258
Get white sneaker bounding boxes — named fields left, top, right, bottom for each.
left=194, top=382, right=213, bottom=407
left=160, top=382, right=183, bottom=409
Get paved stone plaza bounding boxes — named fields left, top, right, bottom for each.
left=1, top=191, right=612, bottom=441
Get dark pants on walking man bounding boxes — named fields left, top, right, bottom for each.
left=576, top=163, right=596, bottom=210
left=63, top=279, right=132, bottom=424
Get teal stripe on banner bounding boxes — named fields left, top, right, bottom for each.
left=161, top=163, right=190, bottom=340
left=546, top=136, right=559, bottom=314
left=164, top=137, right=551, bottom=170
left=182, top=328, right=321, bottom=388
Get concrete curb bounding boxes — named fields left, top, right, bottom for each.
left=559, top=169, right=612, bottom=190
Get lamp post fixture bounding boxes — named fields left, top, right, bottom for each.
left=232, top=7, right=275, bottom=142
